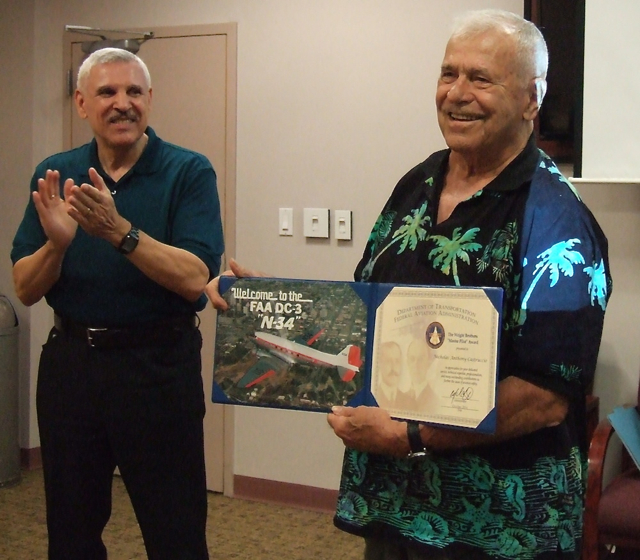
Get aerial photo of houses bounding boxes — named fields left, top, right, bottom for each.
left=213, top=278, right=369, bottom=412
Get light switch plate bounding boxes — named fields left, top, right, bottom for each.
left=279, top=207, right=293, bottom=236
left=334, top=210, right=352, bottom=240
left=303, top=208, right=329, bottom=238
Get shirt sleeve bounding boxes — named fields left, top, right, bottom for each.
left=503, top=164, right=611, bottom=402
left=165, top=153, right=224, bottom=280
left=11, top=163, right=50, bottom=265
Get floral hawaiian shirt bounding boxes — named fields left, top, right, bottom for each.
left=334, top=136, right=612, bottom=560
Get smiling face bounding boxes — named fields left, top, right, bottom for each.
left=436, top=29, right=538, bottom=164
left=75, top=60, right=152, bottom=154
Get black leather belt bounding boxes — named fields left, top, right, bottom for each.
left=53, top=314, right=198, bottom=349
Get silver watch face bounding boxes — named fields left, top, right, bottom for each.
left=121, top=237, right=137, bottom=253
left=407, top=450, right=429, bottom=459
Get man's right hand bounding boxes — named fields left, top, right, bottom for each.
left=13, top=170, right=80, bottom=306
left=33, top=169, right=78, bottom=251
left=205, top=258, right=268, bottom=311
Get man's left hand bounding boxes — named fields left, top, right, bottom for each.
left=65, top=167, right=127, bottom=244
left=327, top=406, right=409, bottom=457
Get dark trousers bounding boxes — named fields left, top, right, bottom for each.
left=36, top=325, right=209, bottom=560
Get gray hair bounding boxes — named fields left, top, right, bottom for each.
left=450, top=9, right=548, bottom=105
left=77, top=47, right=152, bottom=92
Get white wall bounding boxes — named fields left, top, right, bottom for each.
left=1, top=0, right=638, bottom=491
left=0, top=0, right=39, bottom=450
left=579, top=183, right=640, bottom=404
left=582, top=1, right=640, bottom=180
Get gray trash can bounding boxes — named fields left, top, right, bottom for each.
left=0, top=295, right=20, bottom=487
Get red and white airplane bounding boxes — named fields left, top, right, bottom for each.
left=253, top=331, right=362, bottom=382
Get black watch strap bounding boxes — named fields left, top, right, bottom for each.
left=406, top=421, right=428, bottom=458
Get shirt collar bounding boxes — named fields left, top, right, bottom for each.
left=482, top=133, right=540, bottom=192
left=429, top=134, right=541, bottom=197
left=130, top=126, right=161, bottom=175
left=86, top=126, right=160, bottom=182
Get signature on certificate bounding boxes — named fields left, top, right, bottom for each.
left=450, top=386, right=473, bottom=404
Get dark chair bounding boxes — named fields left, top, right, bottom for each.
left=586, top=394, right=600, bottom=447
left=582, top=378, right=640, bottom=560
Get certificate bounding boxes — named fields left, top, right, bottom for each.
left=213, top=277, right=502, bottom=433
left=370, top=286, right=500, bottom=431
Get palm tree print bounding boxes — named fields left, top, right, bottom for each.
left=476, top=221, right=518, bottom=287
left=521, top=239, right=585, bottom=309
left=550, top=363, right=582, bottom=383
left=428, top=227, right=482, bottom=286
left=583, top=258, right=608, bottom=311
left=393, top=202, right=430, bottom=253
left=367, top=211, right=396, bottom=255
left=539, top=156, right=582, bottom=200
left=360, top=202, right=430, bottom=281
left=506, top=308, right=527, bottom=334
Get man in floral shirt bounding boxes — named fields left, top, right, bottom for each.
left=328, top=9, right=611, bottom=560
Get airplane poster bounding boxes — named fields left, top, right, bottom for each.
left=213, top=277, right=369, bottom=412
left=212, top=277, right=503, bottom=433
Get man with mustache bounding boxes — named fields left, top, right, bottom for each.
left=373, top=341, right=406, bottom=411
left=209, top=9, right=611, bottom=560
left=11, top=48, right=223, bottom=559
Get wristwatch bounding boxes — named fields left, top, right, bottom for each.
left=406, top=421, right=429, bottom=459
left=117, top=226, right=140, bottom=255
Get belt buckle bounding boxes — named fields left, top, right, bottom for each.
left=86, top=327, right=108, bottom=347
